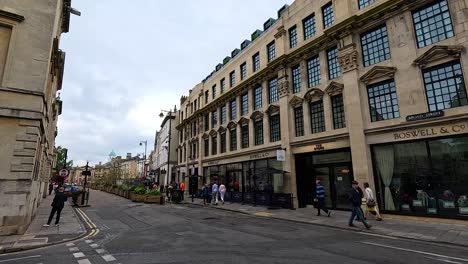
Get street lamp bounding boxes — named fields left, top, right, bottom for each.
left=139, top=141, right=147, bottom=179
left=159, top=105, right=177, bottom=185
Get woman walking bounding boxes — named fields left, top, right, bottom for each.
left=364, top=182, right=382, bottom=221
left=201, top=184, right=210, bottom=206
left=219, top=183, right=226, bottom=205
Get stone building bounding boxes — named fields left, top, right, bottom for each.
left=176, top=0, right=468, bottom=219
left=120, top=153, right=138, bottom=180
left=69, top=166, right=93, bottom=185
left=0, top=0, right=77, bottom=234
left=154, top=109, right=179, bottom=185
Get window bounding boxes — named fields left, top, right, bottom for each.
left=413, top=0, right=453, bottom=48
left=361, top=25, right=390, bottom=67
left=267, top=41, right=276, bottom=63
left=220, top=133, right=226, bottom=153
left=220, top=78, right=226, bottom=93
left=268, top=78, right=279, bottom=104
left=254, top=120, right=264, bottom=145
left=292, top=65, right=301, bottom=93
left=254, top=86, right=262, bottom=110
left=289, top=25, right=298, bottom=48
left=241, top=125, right=249, bottom=148
left=294, top=106, right=304, bottom=137
left=212, top=85, right=216, bottom=99
left=303, top=14, right=316, bottom=40
left=310, top=100, right=325, bottom=133
left=194, top=99, right=197, bottom=111
left=230, top=99, right=237, bottom=120
left=204, top=113, right=209, bottom=131
left=423, top=61, right=468, bottom=111
left=367, top=79, right=400, bottom=122
left=241, top=93, right=248, bottom=116
left=205, top=90, right=209, bottom=104
left=322, top=2, right=334, bottom=29
left=211, top=135, right=217, bottom=155
left=253, top=52, right=260, bottom=72
left=230, top=71, right=236, bottom=87
left=212, top=110, right=218, bottom=128
left=240, top=62, right=247, bottom=80
left=269, top=114, right=281, bottom=142
left=204, top=138, right=209, bottom=157
left=221, top=105, right=227, bottom=124
left=307, top=55, right=321, bottom=87
left=359, top=0, right=375, bottom=9
left=327, top=47, right=341, bottom=80
left=230, top=128, right=237, bottom=151
left=331, top=94, right=346, bottom=129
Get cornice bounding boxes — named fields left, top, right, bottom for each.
left=0, top=10, right=25, bottom=22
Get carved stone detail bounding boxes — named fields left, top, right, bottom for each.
left=325, top=81, right=344, bottom=97
left=278, top=77, right=289, bottom=98
left=360, top=66, right=397, bottom=84
left=274, top=25, right=287, bottom=39
left=238, top=117, right=250, bottom=126
left=413, top=45, right=465, bottom=68
left=209, top=129, right=218, bottom=136
left=250, top=111, right=264, bottom=121
left=337, top=43, right=358, bottom=73
left=265, top=105, right=280, bottom=115
left=289, top=96, right=304, bottom=107
left=202, top=133, right=210, bottom=139
left=217, top=126, right=226, bottom=133
left=227, top=121, right=237, bottom=129
left=304, top=88, right=324, bottom=102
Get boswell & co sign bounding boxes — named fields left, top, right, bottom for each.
left=394, top=123, right=467, bottom=140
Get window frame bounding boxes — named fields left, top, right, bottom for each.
left=252, top=52, right=260, bottom=72
left=230, top=128, right=237, bottom=151
left=289, top=25, right=298, bottom=49
left=241, top=93, right=249, bottom=116
left=310, top=100, right=326, bottom=133
left=211, top=135, right=217, bottom=155
left=303, top=14, right=316, bottom=40
left=294, top=106, right=304, bottom=137
left=241, top=124, right=249, bottom=148
left=268, top=77, right=279, bottom=104
left=230, top=71, right=236, bottom=87
left=307, top=55, right=321, bottom=87
left=366, top=79, right=400, bottom=122
left=230, top=99, right=237, bottom=121
left=322, top=2, right=334, bottom=29
left=254, top=86, right=263, bottom=110
left=267, top=41, right=276, bottom=63
left=240, top=62, right=247, bottom=80
left=331, top=94, right=346, bottom=129
left=269, top=114, right=281, bottom=142
left=327, top=47, right=341, bottom=80
left=292, top=65, right=301, bottom=93
left=254, top=120, right=264, bottom=145
left=361, top=24, right=391, bottom=67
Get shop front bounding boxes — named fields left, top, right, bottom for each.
left=295, top=148, right=353, bottom=209
left=370, top=121, right=468, bottom=219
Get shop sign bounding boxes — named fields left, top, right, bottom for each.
left=314, top=144, right=325, bottom=151
left=206, top=160, right=219, bottom=166
left=406, top=110, right=444, bottom=122
left=276, top=150, right=285, bottom=161
left=393, top=123, right=467, bottom=140
left=250, top=152, right=270, bottom=160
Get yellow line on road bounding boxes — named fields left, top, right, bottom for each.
left=254, top=212, right=273, bottom=217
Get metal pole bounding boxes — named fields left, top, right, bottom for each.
left=167, top=110, right=172, bottom=185
left=81, top=161, right=88, bottom=205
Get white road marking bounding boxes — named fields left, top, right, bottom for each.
left=84, top=240, right=93, bottom=244
left=66, top=242, right=75, bottom=247
left=69, top=247, right=79, bottom=252
left=0, top=255, right=41, bottom=263
left=102, top=254, right=116, bottom=262
left=362, top=242, right=468, bottom=262
left=359, top=232, right=398, bottom=240
left=77, top=259, right=92, bottom=264
left=73, top=252, right=85, bottom=258
left=96, top=249, right=106, bottom=254
left=89, top=243, right=99, bottom=248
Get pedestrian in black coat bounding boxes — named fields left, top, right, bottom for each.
left=44, top=186, right=68, bottom=227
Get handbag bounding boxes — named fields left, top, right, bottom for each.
left=367, top=199, right=376, bottom=207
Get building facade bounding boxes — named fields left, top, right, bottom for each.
left=153, top=109, right=179, bottom=185
left=120, top=154, right=138, bottom=180
left=69, top=166, right=93, bottom=185
left=0, top=0, right=76, bottom=234
left=176, top=0, right=468, bottom=218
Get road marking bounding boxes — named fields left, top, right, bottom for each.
left=254, top=212, right=273, bottom=217
left=359, top=232, right=398, bottom=240
left=69, top=247, right=80, bottom=252
left=73, top=252, right=85, bottom=258
left=427, top=257, right=463, bottom=264
left=96, top=249, right=106, bottom=254
left=76, top=209, right=97, bottom=229
left=84, top=240, right=93, bottom=244
left=0, top=255, right=41, bottom=263
left=362, top=242, right=468, bottom=262
left=77, top=259, right=92, bottom=264
left=89, top=243, right=99, bottom=248
left=65, top=242, right=75, bottom=247
left=102, top=254, right=116, bottom=262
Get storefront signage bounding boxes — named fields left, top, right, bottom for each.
left=314, top=144, right=325, bottom=151
left=406, top=110, right=444, bottom=122
left=276, top=150, right=285, bottom=161
left=250, top=152, right=270, bottom=160
left=393, top=123, right=467, bottom=140
left=206, top=160, right=219, bottom=166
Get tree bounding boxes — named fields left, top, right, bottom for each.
left=55, top=146, right=73, bottom=169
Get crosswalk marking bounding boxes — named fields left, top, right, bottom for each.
left=73, top=252, right=85, bottom=258
left=66, top=242, right=75, bottom=247
left=89, top=243, right=99, bottom=248
left=84, top=240, right=93, bottom=244
left=102, top=254, right=116, bottom=262
left=96, top=249, right=106, bottom=254
left=77, top=259, right=92, bottom=264
left=69, top=247, right=80, bottom=252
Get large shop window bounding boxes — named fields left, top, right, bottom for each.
left=372, top=136, right=468, bottom=218
left=367, top=79, right=400, bottom=122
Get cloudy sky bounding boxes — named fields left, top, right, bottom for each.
left=57, top=0, right=294, bottom=166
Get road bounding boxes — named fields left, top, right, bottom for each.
left=1, top=189, right=467, bottom=264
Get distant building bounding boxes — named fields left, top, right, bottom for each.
left=153, top=108, right=179, bottom=185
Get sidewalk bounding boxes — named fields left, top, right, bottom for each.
left=183, top=197, right=468, bottom=247
left=0, top=193, right=87, bottom=254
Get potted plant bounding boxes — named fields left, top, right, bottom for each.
left=145, top=189, right=161, bottom=203
left=71, top=189, right=84, bottom=206
left=128, top=186, right=135, bottom=200
left=132, top=186, right=146, bottom=202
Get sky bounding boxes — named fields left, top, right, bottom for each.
left=57, top=0, right=294, bottom=167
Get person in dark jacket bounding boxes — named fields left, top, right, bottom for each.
left=48, top=182, right=54, bottom=195
left=44, top=186, right=68, bottom=227
left=348, top=180, right=371, bottom=229
left=315, top=179, right=331, bottom=217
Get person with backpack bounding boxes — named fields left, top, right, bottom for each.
left=364, top=182, right=383, bottom=221
left=43, top=186, right=68, bottom=227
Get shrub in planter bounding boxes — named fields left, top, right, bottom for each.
left=71, top=190, right=84, bottom=206
left=132, top=186, right=146, bottom=202
left=145, top=189, right=161, bottom=203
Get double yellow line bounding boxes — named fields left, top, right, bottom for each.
left=75, top=208, right=100, bottom=238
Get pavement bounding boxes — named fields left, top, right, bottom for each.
left=0, top=193, right=87, bottom=254
left=181, top=196, right=468, bottom=247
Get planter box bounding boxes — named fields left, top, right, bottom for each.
left=118, top=190, right=124, bottom=196
left=129, top=192, right=135, bottom=201
left=145, top=195, right=161, bottom=203
left=123, top=191, right=129, bottom=199
left=160, top=195, right=166, bottom=205
left=132, top=193, right=145, bottom=203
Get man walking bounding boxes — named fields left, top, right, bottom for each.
left=44, top=186, right=68, bottom=227
left=48, top=182, right=54, bottom=195
left=348, top=180, right=371, bottom=229
left=211, top=182, right=219, bottom=205
left=315, top=179, right=331, bottom=217
left=180, top=181, right=185, bottom=201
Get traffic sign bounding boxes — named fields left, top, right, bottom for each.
left=59, top=168, right=70, bottom=177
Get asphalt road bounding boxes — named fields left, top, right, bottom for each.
left=1, top=190, right=468, bottom=264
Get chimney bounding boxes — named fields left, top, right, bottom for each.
left=99, top=162, right=102, bottom=165
left=126, top=153, right=131, bottom=159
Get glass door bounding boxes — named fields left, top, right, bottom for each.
left=314, top=167, right=333, bottom=208
left=333, top=165, right=353, bottom=209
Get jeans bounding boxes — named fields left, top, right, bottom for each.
left=220, top=192, right=225, bottom=202
left=212, top=192, right=218, bottom=204
left=349, top=206, right=368, bottom=226
left=47, top=207, right=63, bottom=225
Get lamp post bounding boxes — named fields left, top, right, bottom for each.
left=159, top=105, right=176, bottom=185
left=139, top=140, right=147, bottom=179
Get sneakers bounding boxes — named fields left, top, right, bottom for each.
left=55, top=223, right=60, bottom=226
left=348, top=223, right=356, bottom=227
left=376, top=218, right=383, bottom=221
left=365, top=224, right=372, bottom=229
left=43, top=224, right=50, bottom=227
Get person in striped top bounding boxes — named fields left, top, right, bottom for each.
left=315, top=179, right=331, bottom=217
